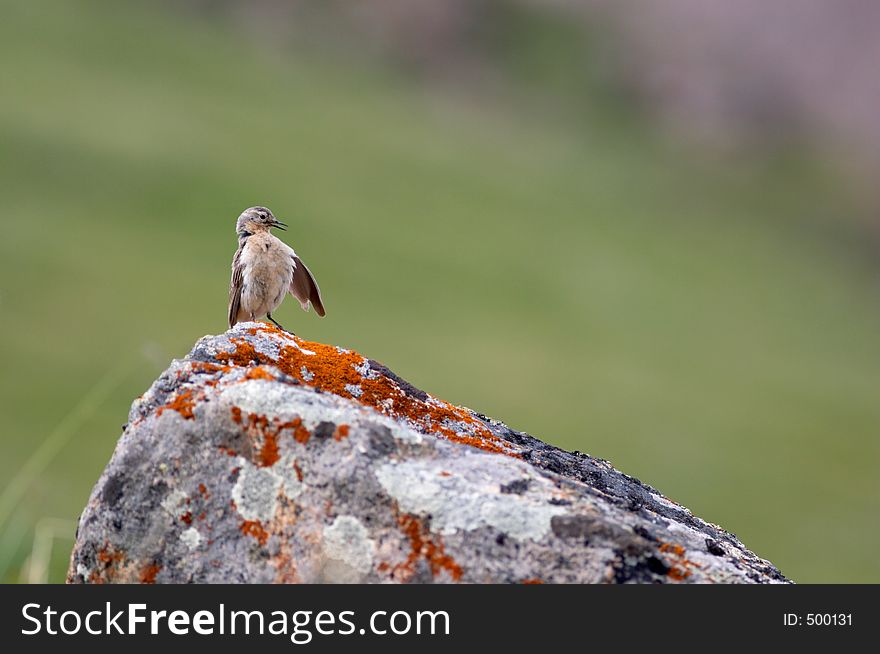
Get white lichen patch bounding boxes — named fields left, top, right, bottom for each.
left=344, top=384, right=363, bottom=398
left=160, top=489, right=188, bottom=517
left=231, top=458, right=282, bottom=522
left=375, top=452, right=567, bottom=541
left=276, top=454, right=304, bottom=499
left=222, top=380, right=307, bottom=418
left=180, top=527, right=202, bottom=550
left=300, top=366, right=315, bottom=382
left=322, top=516, right=374, bottom=575
left=352, top=360, right=378, bottom=380
left=230, top=453, right=303, bottom=523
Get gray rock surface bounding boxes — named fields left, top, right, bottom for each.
left=68, top=322, right=789, bottom=584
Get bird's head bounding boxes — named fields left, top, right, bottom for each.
left=236, top=206, right=287, bottom=237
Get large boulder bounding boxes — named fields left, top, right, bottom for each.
left=68, top=323, right=788, bottom=584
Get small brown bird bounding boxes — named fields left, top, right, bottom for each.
left=228, top=206, right=325, bottom=332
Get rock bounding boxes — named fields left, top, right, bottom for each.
left=68, top=322, right=789, bottom=584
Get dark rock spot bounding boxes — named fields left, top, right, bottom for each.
left=551, top=515, right=596, bottom=539
left=313, top=421, right=336, bottom=440
left=613, top=551, right=669, bottom=583
left=101, top=474, right=125, bottom=508
left=645, top=556, right=670, bottom=575
left=706, top=538, right=726, bottom=556
left=500, top=479, right=530, bottom=495
left=366, top=425, right=396, bottom=457
left=633, top=525, right=655, bottom=542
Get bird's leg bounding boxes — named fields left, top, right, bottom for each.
left=266, top=313, right=294, bottom=335
left=266, top=313, right=284, bottom=330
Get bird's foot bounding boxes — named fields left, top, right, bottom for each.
left=266, top=314, right=295, bottom=336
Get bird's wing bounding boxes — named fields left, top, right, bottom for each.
left=228, top=244, right=245, bottom=328
left=289, top=254, right=326, bottom=317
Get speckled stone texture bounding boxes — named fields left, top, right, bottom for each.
left=68, top=322, right=789, bottom=584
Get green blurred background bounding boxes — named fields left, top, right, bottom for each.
left=1, top=0, right=878, bottom=583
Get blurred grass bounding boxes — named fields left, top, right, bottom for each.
left=1, top=0, right=878, bottom=583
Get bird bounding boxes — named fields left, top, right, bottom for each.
left=228, top=206, right=325, bottom=332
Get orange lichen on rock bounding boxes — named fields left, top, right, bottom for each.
left=243, top=367, right=275, bottom=381
left=393, top=514, right=463, bottom=582
left=521, top=578, right=544, bottom=584
left=333, top=424, right=350, bottom=441
left=89, top=543, right=126, bottom=583
left=242, top=412, right=280, bottom=467
left=247, top=413, right=270, bottom=432
left=140, top=563, right=161, bottom=584
left=216, top=337, right=261, bottom=367
left=215, top=325, right=515, bottom=456
left=233, top=409, right=306, bottom=466
left=157, top=389, right=196, bottom=420
left=292, top=422, right=310, bottom=444
left=96, top=547, right=124, bottom=566
left=259, top=432, right=280, bottom=466
left=240, top=520, right=269, bottom=545
left=276, top=417, right=308, bottom=446
left=659, top=542, right=701, bottom=581
left=660, top=543, right=686, bottom=557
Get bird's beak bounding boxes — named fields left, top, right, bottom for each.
left=273, top=220, right=288, bottom=231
